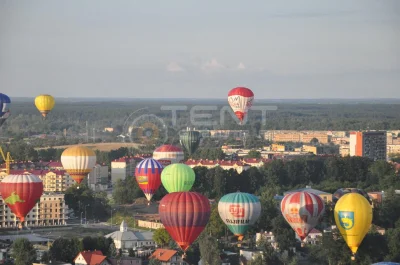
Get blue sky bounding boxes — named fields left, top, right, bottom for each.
left=0, top=0, right=399, bottom=99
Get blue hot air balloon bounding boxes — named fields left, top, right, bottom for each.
left=0, top=93, right=11, bottom=127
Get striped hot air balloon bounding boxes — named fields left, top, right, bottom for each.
left=159, top=192, right=211, bottom=252
left=135, top=158, right=163, bottom=202
left=281, top=191, right=325, bottom=241
left=153, top=145, right=184, bottom=164
left=180, top=130, right=201, bottom=156
left=0, top=173, right=43, bottom=226
left=61, top=146, right=97, bottom=185
left=228, top=87, right=254, bottom=123
left=218, top=192, right=261, bottom=240
left=161, top=163, right=195, bottom=193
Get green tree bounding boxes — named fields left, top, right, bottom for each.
left=199, top=234, right=221, bottom=265
left=41, top=251, right=50, bottom=263
left=246, top=150, right=261, bottom=159
left=149, top=258, right=162, bottom=265
left=153, top=228, right=171, bottom=248
left=385, top=226, right=400, bottom=262
left=128, top=248, right=135, bottom=257
left=50, top=238, right=83, bottom=263
left=11, top=238, right=37, bottom=265
left=206, top=204, right=226, bottom=238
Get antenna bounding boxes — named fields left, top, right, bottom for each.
left=86, top=121, right=89, bottom=143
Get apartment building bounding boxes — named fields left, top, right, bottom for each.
left=111, top=157, right=138, bottom=184
left=264, top=130, right=330, bottom=144
left=0, top=193, right=69, bottom=228
left=87, top=164, right=109, bottom=191
left=350, top=131, right=387, bottom=161
left=0, top=170, right=75, bottom=192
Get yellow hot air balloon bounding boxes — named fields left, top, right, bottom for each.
left=334, top=193, right=372, bottom=260
left=34, top=94, right=55, bottom=119
left=61, top=146, right=96, bottom=185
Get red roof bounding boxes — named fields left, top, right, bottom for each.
left=74, top=250, right=107, bottom=265
left=309, top=228, right=322, bottom=234
left=150, top=249, right=178, bottom=262
left=1, top=169, right=66, bottom=176
left=154, top=145, right=183, bottom=152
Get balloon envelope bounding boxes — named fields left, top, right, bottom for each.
left=0, top=93, right=11, bottom=127
left=153, top=145, right=184, bottom=164
left=228, top=87, right=254, bottom=122
left=281, top=191, right=325, bottom=241
left=61, top=146, right=97, bottom=184
left=135, top=158, right=163, bottom=202
left=333, top=188, right=372, bottom=205
left=34, top=94, right=55, bottom=118
left=161, top=163, right=195, bottom=193
left=0, top=174, right=43, bottom=222
left=334, top=193, right=372, bottom=256
left=159, top=192, right=210, bottom=252
left=218, top=192, right=261, bottom=240
left=180, top=130, right=201, bottom=155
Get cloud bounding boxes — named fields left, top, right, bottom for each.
left=166, top=61, right=185, bottom=72
left=201, top=58, right=226, bottom=72
left=237, top=62, right=246, bottom=70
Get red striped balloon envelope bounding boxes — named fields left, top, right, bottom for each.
left=0, top=173, right=43, bottom=223
left=135, top=158, right=163, bottom=202
left=159, top=192, right=211, bottom=252
left=280, top=191, right=325, bottom=241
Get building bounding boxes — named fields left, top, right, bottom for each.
left=74, top=250, right=111, bottom=265
left=350, top=131, right=387, bottom=160
left=283, top=186, right=332, bottom=203
left=104, top=220, right=156, bottom=250
left=271, top=144, right=286, bottom=152
left=387, top=145, right=400, bottom=156
left=185, top=159, right=251, bottom=173
left=0, top=193, right=69, bottom=228
left=264, top=130, right=330, bottom=144
left=209, top=130, right=249, bottom=139
left=296, top=228, right=322, bottom=245
left=109, top=257, right=141, bottom=265
left=104, top=127, right=114, bottom=132
left=137, top=220, right=165, bottom=230
left=87, top=164, right=109, bottom=191
left=0, top=170, right=75, bottom=192
left=149, top=249, right=190, bottom=265
left=111, top=157, right=137, bottom=184
left=339, top=145, right=350, bottom=157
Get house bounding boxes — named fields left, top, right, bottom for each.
left=74, top=250, right=111, bottom=265
left=105, top=220, right=156, bottom=250
left=149, top=249, right=189, bottom=265
left=296, top=228, right=322, bottom=245
left=109, top=257, right=142, bottom=265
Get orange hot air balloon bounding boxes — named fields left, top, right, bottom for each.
left=0, top=173, right=43, bottom=227
left=61, top=146, right=97, bottom=184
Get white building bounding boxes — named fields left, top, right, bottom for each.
left=104, top=220, right=156, bottom=250
left=111, top=157, right=136, bottom=184
left=0, top=193, right=69, bottom=228
left=87, top=164, right=109, bottom=191
left=296, top=228, right=322, bottom=245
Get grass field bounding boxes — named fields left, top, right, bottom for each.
left=35, top=142, right=143, bottom=151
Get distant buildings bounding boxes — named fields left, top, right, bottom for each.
left=350, top=131, right=387, bottom=160
left=111, top=156, right=138, bottom=183
left=264, top=130, right=333, bottom=144
left=0, top=193, right=69, bottom=228
left=149, top=249, right=190, bottom=265
left=185, top=159, right=253, bottom=173
left=87, top=164, right=109, bottom=191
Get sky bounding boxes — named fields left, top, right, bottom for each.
left=0, top=0, right=399, bottom=99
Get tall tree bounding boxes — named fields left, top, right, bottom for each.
left=153, top=228, right=172, bottom=248
left=11, top=238, right=37, bottom=265
left=198, top=234, right=221, bottom=265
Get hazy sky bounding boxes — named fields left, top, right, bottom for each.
left=1, top=0, right=399, bottom=99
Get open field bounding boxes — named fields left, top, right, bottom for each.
left=35, top=142, right=143, bottom=152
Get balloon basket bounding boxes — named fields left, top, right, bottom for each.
left=351, top=256, right=355, bottom=261
left=301, top=242, right=305, bottom=247
left=182, top=253, right=187, bottom=259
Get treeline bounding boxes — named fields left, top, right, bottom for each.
left=3, top=101, right=400, bottom=138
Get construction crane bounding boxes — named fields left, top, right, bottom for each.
left=0, top=146, right=13, bottom=175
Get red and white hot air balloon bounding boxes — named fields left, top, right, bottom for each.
left=0, top=173, right=43, bottom=227
left=153, top=145, right=184, bottom=164
left=228, top=87, right=254, bottom=123
left=280, top=191, right=325, bottom=243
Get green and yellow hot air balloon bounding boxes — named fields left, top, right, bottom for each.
left=161, top=163, right=195, bottom=193
left=334, top=193, right=372, bottom=260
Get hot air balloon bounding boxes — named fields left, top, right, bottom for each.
left=161, top=163, right=195, bottom=193
left=334, top=193, right=372, bottom=260
left=159, top=192, right=211, bottom=253
left=281, top=191, right=325, bottom=243
left=228, top=87, right=254, bottom=123
left=153, top=145, right=184, bottom=164
left=0, top=173, right=43, bottom=227
left=218, top=192, right=261, bottom=240
left=0, top=93, right=11, bottom=127
left=34, top=94, right=55, bottom=119
left=135, top=158, right=163, bottom=203
left=180, top=129, right=201, bottom=156
left=333, top=188, right=372, bottom=205
left=61, top=146, right=97, bottom=185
